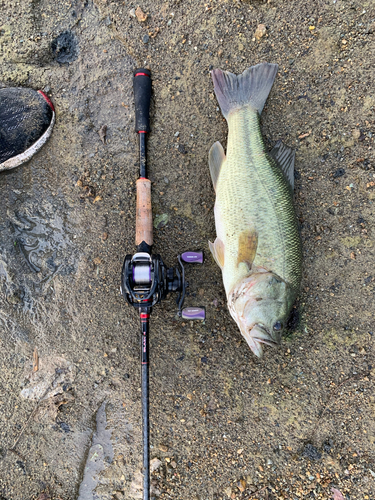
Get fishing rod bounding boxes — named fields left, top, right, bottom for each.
left=121, top=68, right=205, bottom=500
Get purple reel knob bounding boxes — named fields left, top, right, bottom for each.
left=181, top=307, right=205, bottom=321
left=180, top=251, right=204, bottom=264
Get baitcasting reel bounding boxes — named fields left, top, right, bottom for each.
left=121, top=250, right=205, bottom=320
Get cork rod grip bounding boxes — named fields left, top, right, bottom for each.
left=135, top=178, right=153, bottom=246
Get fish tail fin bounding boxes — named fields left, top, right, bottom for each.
left=211, top=63, right=278, bottom=119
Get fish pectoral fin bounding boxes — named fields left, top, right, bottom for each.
left=269, top=140, right=295, bottom=191
left=236, top=230, right=257, bottom=269
left=209, top=237, right=225, bottom=269
left=208, top=141, right=226, bottom=192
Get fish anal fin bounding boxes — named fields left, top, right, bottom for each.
left=209, top=237, right=225, bottom=269
left=208, top=141, right=226, bottom=191
left=269, top=140, right=295, bottom=191
left=237, top=230, right=257, bottom=269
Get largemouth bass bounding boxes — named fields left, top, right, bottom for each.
left=209, top=63, right=302, bottom=357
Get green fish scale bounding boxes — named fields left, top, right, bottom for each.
left=216, top=107, right=302, bottom=295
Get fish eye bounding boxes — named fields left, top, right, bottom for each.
left=273, top=321, right=283, bottom=331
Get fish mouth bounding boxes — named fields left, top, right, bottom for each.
left=242, top=324, right=280, bottom=358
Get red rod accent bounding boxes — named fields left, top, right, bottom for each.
left=138, top=131, right=147, bottom=134
left=37, top=90, right=55, bottom=112
left=135, top=72, right=150, bottom=77
left=140, top=313, right=150, bottom=319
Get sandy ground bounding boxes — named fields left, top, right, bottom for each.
left=0, top=0, right=375, bottom=499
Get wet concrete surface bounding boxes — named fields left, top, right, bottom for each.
left=0, top=0, right=375, bottom=499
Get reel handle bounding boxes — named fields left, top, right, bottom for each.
left=133, top=68, right=152, bottom=133
left=181, top=251, right=204, bottom=264
left=181, top=307, right=205, bottom=321
left=177, top=251, right=205, bottom=320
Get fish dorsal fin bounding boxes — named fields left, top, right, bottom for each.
left=269, top=140, right=295, bottom=191
left=208, top=141, right=226, bottom=192
left=209, top=237, right=225, bottom=269
left=237, top=230, right=258, bottom=269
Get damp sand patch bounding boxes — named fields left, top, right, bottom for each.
left=78, top=402, right=114, bottom=500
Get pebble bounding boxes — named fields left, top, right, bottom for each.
left=331, top=488, right=345, bottom=500
left=142, top=34, right=149, bottom=44
left=135, top=6, right=147, bottom=22
left=298, top=132, right=310, bottom=139
left=352, top=128, right=361, bottom=139
left=37, top=494, right=51, bottom=500
left=129, top=8, right=136, bottom=18
left=237, top=479, right=246, bottom=492
left=98, top=124, right=107, bottom=144
left=255, top=24, right=267, bottom=40
left=174, top=131, right=180, bottom=137
left=333, top=168, right=345, bottom=178
left=150, top=458, right=161, bottom=472
left=224, top=487, right=232, bottom=498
